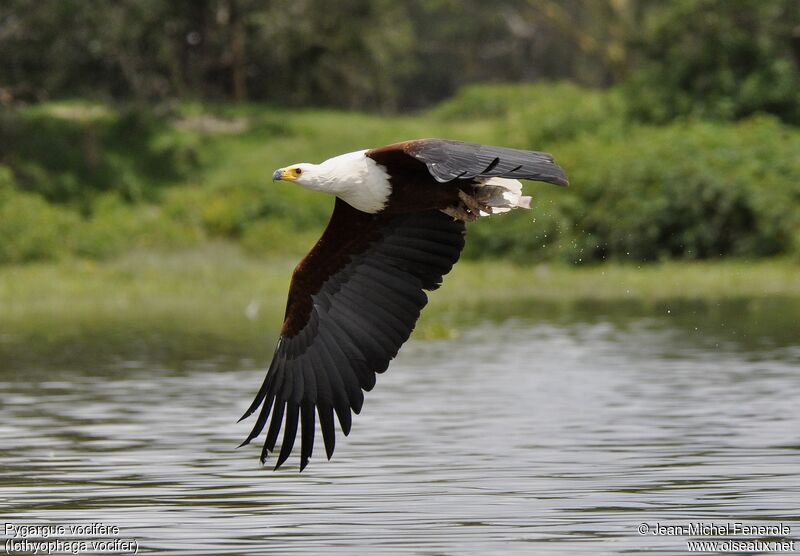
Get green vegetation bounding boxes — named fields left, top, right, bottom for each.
left=3, top=1, right=799, bottom=267
left=6, top=247, right=798, bottom=321
left=1, top=83, right=799, bottom=266
left=3, top=1, right=798, bottom=120
left=2, top=246, right=798, bottom=368
left=624, top=0, right=800, bottom=124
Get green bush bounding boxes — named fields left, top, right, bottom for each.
left=0, top=103, right=197, bottom=205
left=0, top=169, right=203, bottom=263
left=193, top=183, right=332, bottom=239
left=0, top=178, right=79, bottom=264
left=240, top=219, right=321, bottom=257
left=2, top=95, right=799, bottom=267
left=623, top=0, right=800, bottom=124
left=540, top=117, right=800, bottom=263
left=70, top=195, right=203, bottom=259
left=431, top=82, right=626, bottom=146
left=0, top=165, right=15, bottom=192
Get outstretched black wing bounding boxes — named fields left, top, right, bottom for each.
left=403, top=139, right=569, bottom=186
left=239, top=198, right=465, bottom=470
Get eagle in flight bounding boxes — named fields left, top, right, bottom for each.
left=238, top=139, right=568, bottom=470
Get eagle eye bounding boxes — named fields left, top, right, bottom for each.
left=295, top=168, right=302, bottom=176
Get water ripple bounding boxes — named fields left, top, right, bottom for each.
left=1, top=318, right=799, bottom=554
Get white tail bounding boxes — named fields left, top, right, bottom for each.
left=441, top=177, right=532, bottom=221
left=475, top=177, right=531, bottom=215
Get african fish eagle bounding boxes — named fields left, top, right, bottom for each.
left=238, top=139, right=568, bottom=470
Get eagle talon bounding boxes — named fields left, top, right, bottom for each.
left=458, top=190, right=492, bottom=218
left=442, top=204, right=478, bottom=222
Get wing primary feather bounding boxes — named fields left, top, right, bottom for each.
left=300, top=356, right=317, bottom=405
left=306, top=341, right=343, bottom=408
left=319, top=306, right=369, bottom=364
left=238, top=378, right=269, bottom=424
left=357, top=263, right=427, bottom=306
left=317, top=327, right=364, bottom=414
left=262, top=400, right=285, bottom=462
left=238, top=341, right=282, bottom=422
left=328, top=293, right=400, bottom=348
left=335, top=285, right=408, bottom=343
left=359, top=262, right=425, bottom=302
left=278, top=361, right=295, bottom=403
left=308, top=324, right=335, bottom=408
left=240, top=358, right=286, bottom=448
left=317, top=403, right=336, bottom=460
left=310, top=333, right=352, bottom=434
left=327, top=299, right=391, bottom=365
left=349, top=271, right=422, bottom=317
left=238, top=390, right=275, bottom=448
left=300, top=402, right=315, bottom=472
left=289, top=360, right=305, bottom=405
left=275, top=402, right=299, bottom=470
left=303, top=338, right=352, bottom=438
left=336, top=404, right=352, bottom=436
left=330, top=309, right=392, bottom=374
left=325, top=321, right=377, bottom=389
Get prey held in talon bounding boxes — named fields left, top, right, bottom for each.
left=238, top=139, right=568, bottom=471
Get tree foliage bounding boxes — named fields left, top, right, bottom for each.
left=2, top=0, right=798, bottom=118
left=624, top=0, right=800, bottom=124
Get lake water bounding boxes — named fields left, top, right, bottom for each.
left=1, top=299, right=799, bottom=554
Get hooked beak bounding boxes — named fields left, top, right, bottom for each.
left=272, top=169, right=284, bottom=182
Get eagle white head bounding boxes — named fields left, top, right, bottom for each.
left=271, top=163, right=320, bottom=188
left=271, top=150, right=392, bottom=213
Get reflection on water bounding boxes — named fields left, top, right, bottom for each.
left=1, top=300, right=799, bottom=554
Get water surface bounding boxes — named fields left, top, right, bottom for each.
left=1, top=299, right=799, bottom=554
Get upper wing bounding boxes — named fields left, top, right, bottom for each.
left=239, top=198, right=466, bottom=470
left=399, top=139, right=569, bottom=186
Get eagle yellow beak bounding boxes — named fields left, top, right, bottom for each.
left=272, top=168, right=299, bottom=182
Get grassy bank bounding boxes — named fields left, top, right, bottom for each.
left=2, top=248, right=798, bottom=370
left=3, top=245, right=798, bottom=325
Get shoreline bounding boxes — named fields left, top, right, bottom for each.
left=2, top=247, right=797, bottom=371
left=1, top=245, right=798, bottom=323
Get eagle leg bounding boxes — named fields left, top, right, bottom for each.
left=442, top=189, right=495, bottom=222
left=458, top=189, right=494, bottom=216
left=442, top=203, right=478, bottom=222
